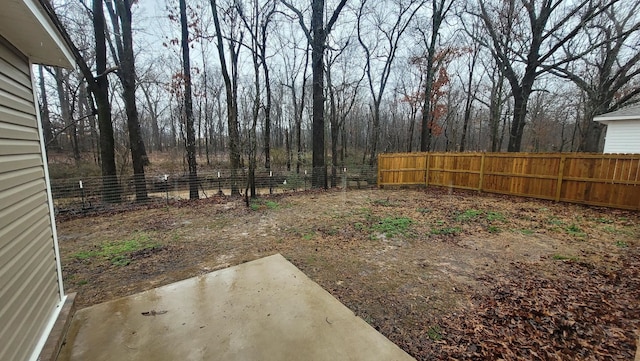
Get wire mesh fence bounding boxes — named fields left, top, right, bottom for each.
left=50, top=166, right=378, bottom=216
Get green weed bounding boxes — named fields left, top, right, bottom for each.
left=615, top=241, right=628, bottom=248
left=250, top=199, right=280, bottom=211
left=487, top=225, right=501, bottom=234
left=302, top=232, right=315, bottom=241
left=427, top=325, right=443, bottom=341
left=72, top=233, right=159, bottom=267
left=372, top=217, right=413, bottom=238
left=519, top=229, right=534, bottom=235
left=417, top=208, right=431, bottom=214
left=456, top=209, right=482, bottom=222
left=547, top=217, right=564, bottom=226
left=603, top=225, right=634, bottom=236
left=486, top=211, right=505, bottom=222
left=565, top=224, right=586, bottom=237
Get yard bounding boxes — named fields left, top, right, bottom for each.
left=57, top=188, right=640, bottom=360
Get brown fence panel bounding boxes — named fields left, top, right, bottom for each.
left=427, top=153, right=482, bottom=191
left=482, top=153, right=561, bottom=200
left=378, top=152, right=640, bottom=210
left=378, top=153, right=427, bottom=186
left=560, top=154, right=640, bottom=209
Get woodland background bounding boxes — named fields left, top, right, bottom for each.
left=40, top=0, right=640, bottom=202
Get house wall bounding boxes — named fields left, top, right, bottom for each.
left=0, top=36, right=63, bottom=361
left=603, top=120, right=640, bottom=154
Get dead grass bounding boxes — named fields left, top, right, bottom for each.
left=57, top=188, right=640, bottom=360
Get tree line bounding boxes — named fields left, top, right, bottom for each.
left=40, top=0, right=640, bottom=202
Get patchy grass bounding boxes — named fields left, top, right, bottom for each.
left=250, top=199, right=280, bottom=211
left=456, top=209, right=482, bottom=222
left=371, top=217, right=413, bottom=238
left=615, top=241, right=629, bottom=248
left=565, top=224, right=586, bottom=238
left=427, top=325, right=443, bottom=341
left=547, top=217, right=564, bottom=227
left=486, top=211, right=505, bottom=222
left=72, top=233, right=159, bottom=266
left=57, top=188, right=640, bottom=360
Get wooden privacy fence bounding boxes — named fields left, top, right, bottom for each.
left=378, top=152, right=640, bottom=211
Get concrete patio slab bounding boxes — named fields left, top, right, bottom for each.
left=57, top=254, right=414, bottom=361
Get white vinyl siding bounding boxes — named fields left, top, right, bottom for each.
left=603, top=120, right=640, bottom=154
left=0, top=37, right=61, bottom=361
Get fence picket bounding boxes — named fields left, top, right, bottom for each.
left=378, top=152, right=640, bottom=210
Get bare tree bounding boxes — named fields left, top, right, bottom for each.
left=275, top=19, right=309, bottom=174
left=53, top=68, right=80, bottom=162
left=180, top=0, right=198, bottom=199
left=474, top=0, right=617, bottom=152
left=105, top=0, right=149, bottom=201
left=458, top=39, right=481, bottom=151
left=211, top=0, right=243, bottom=195
left=47, top=0, right=121, bottom=202
left=418, top=0, right=456, bottom=152
left=283, top=0, right=349, bottom=188
left=546, top=2, right=640, bottom=151
left=236, top=0, right=278, bottom=196
left=326, top=43, right=363, bottom=186
left=357, top=0, right=423, bottom=165
left=38, top=66, right=57, bottom=151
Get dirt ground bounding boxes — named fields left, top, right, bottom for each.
left=57, top=187, right=640, bottom=360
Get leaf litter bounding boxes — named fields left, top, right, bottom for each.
left=56, top=188, right=640, bottom=360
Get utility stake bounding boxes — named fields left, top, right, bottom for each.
left=163, top=174, right=169, bottom=205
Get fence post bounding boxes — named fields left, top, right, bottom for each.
left=425, top=153, right=430, bottom=187
left=479, top=153, right=485, bottom=192
left=555, top=154, right=566, bottom=202
left=377, top=156, right=381, bottom=188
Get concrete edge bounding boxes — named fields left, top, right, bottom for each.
left=38, top=293, right=76, bottom=361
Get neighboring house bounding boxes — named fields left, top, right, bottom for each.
left=594, top=105, right=640, bottom=154
left=0, top=1, right=74, bottom=361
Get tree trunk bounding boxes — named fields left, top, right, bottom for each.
left=54, top=68, right=80, bottom=162
left=420, top=43, right=436, bottom=152
left=369, top=104, right=380, bottom=166
left=459, top=47, right=478, bottom=152
left=489, top=73, right=504, bottom=152
left=180, top=0, right=198, bottom=200
left=211, top=0, right=241, bottom=195
left=579, top=104, right=607, bottom=152
left=508, top=88, right=529, bottom=152
left=262, top=49, right=272, bottom=170
left=285, top=127, right=291, bottom=171
left=327, top=65, right=338, bottom=187
left=93, top=0, right=120, bottom=202
left=116, top=0, right=148, bottom=202
left=38, top=66, right=56, bottom=151
left=311, top=0, right=326, bottom=188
